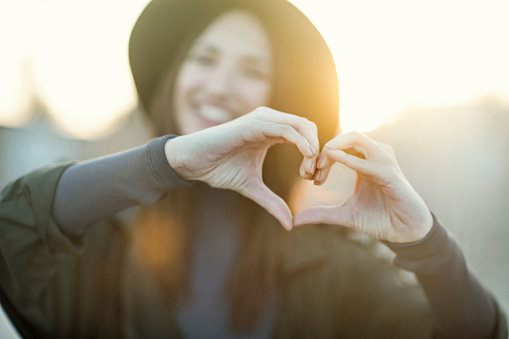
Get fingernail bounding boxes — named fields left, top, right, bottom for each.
left=308, top=145, right=317, bottom=156
left=317, top=155, right=325, bottom=168
left=300, top=166, right=306, bottom=178
left=314, top=170, right=322, bottom=182
left=304, top=172, right=313, bottom=180
left=308, top=159, right=316, bottom=174
left=325, top=144, right=335, bottom=150
left=314, top=173, right=324, bottom=185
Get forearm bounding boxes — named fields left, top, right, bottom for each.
left=387, top=215, right=497, bottom=339
left=52, top=135, right=191, bottom=236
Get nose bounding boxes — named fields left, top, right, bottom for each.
left=205, top=63, right=235, bottom=97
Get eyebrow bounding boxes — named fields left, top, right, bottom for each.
left=191, top=42, right=271, bottom=65
left=241, top=56, right=272, bottom=67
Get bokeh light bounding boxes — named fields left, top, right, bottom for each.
left=0, top=0, right=508, bottom=137
left=291, top=0, right=509, bottom=131
left=0, top=0, right=35, bottom=127
left=0, top=0, right=148, bottom=139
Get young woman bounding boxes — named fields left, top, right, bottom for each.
left=0, top=0, right=506, bottom=338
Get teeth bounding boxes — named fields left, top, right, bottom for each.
left=199, top=105, right=230, bottom=122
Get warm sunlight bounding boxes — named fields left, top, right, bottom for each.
left=0, top=0, right=147, bottom=139
left=0, top=0, right=508, bottom=137
left=290, top=0, right=509, bottom=131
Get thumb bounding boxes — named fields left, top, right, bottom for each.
left=241, top=181, right=293, bottom=231
left=293, top=205, right=354, bottom=228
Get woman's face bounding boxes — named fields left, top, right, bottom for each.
left=173, top=10, right=273, bottom=134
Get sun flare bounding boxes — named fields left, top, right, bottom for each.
left=0, top=0, right=508, bottom=137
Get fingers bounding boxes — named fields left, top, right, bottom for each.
left=251, top=107, right=320, bottom=153
left=299, top=158, right=316, bottom=180
left=324, top=146, right=376, bottom=177
left=325, top=131, right=379, bottom=160
left=244, top=107, right=320, bottom=180
left=313, top=152, right=333, bottom=185
left=257, top=122, right=317, bottom=158
left=313, top=131, right=397, bottom=183
left=240, top=179, right=293, bottom=231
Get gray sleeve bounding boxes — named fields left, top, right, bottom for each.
left=52, top=135, right=192, bottom=236
left=387, top=214, right=499, bottom=339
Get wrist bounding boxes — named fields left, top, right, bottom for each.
left=396, top=210, right=434, bottom=244
left=163, top=135, right=192, bottom=181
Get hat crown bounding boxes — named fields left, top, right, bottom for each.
left=129, top=0, right=339, bottom=142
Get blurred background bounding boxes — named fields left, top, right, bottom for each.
left=1, top=0, right=508, bottom=336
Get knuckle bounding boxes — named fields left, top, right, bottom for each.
left=378, top=142, right=395, bottom=154
left=308, top=120, right=318, bottom=133
left=296, top=116, right=309, bottom=128
left=253, top=106, right=271, bottom=116
left=347, top=131, right=362, bottom=138
left=281, top=124, right=295, bottom=136
left=281, top=124, right=293, bottom=132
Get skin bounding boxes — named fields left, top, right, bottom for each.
left=294, top=131, right=433, bottom=243
left=165, top=10, right=433, bottom=242
left=173, top=10, right=274, bottom=135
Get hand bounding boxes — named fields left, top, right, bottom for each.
left=164, top=107, right=319, bottom=230
left=294, top=131, right=433, bottom=243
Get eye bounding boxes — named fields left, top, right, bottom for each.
left=188, top=51, right=216, bottom=67
left=241, top=66, right=271, bottom=81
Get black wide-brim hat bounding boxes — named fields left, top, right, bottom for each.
left=129, top=0, right=340, bottom=144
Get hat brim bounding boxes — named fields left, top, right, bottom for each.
left=129, top=0, right=339, bottom=141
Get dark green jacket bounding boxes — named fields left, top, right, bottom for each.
left=0, top=164, right=507, bottom=338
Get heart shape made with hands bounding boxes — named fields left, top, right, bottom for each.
left=259, top=139, right=432, bottom=243
left=166, top=111, right=433, bottom=243
left=260, top=144, right=365, bottom=231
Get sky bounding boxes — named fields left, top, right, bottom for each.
left=0, top=0, right=508, bottom=138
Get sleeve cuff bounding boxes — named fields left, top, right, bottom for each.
left=146, top=135, right=194, bottom=190
left=385, top=213, right=461, bottom=276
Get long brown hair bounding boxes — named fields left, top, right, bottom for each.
left=134, top=149, right=301, bottom=332
left=131, top=2, right=339, bottom=332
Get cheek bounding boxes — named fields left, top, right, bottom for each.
left=173, top=65, right=199, bottom=133
left=175, top=61, right=214, bottom=99
left=174, top=65, right=208, bottom=123
left=175, top=65, right=199, bottom=97
left=240, top=81, right=272, bottom=108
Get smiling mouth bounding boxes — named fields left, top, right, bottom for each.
left=197, top=104, right=231, bottom=124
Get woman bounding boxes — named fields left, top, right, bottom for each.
left=0, top=0, right=506, bottom=338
